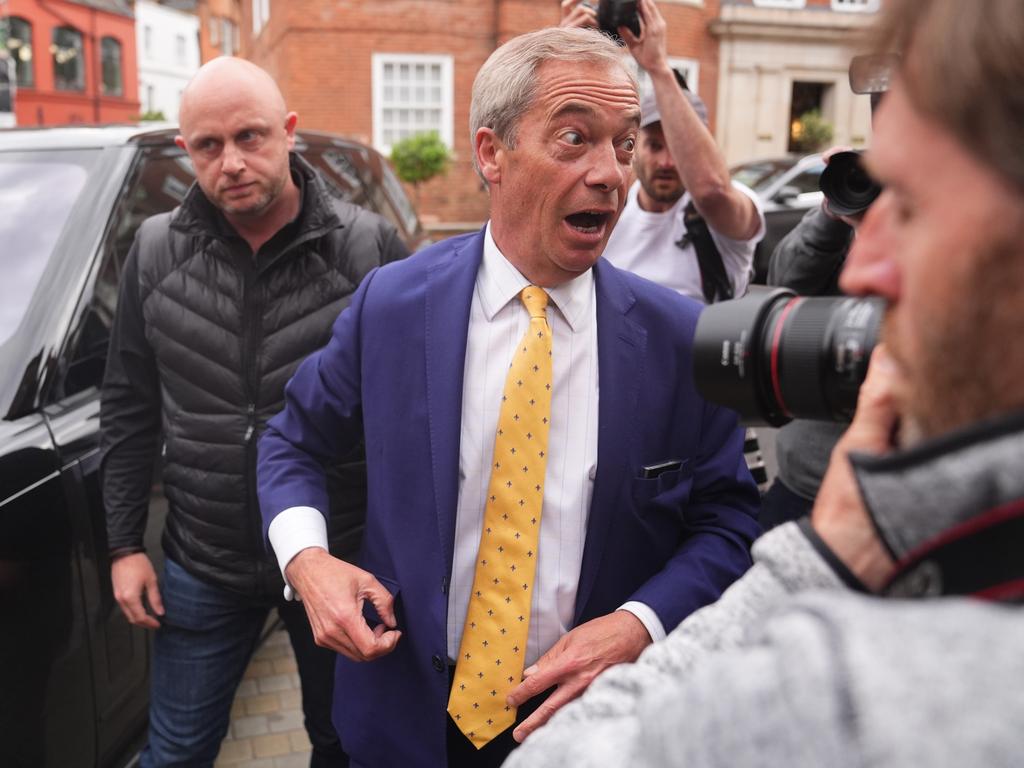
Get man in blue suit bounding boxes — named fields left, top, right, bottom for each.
left=258, top=25, right=759, bottom=768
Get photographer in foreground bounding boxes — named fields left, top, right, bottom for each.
left=507, top=1, right=1024, bottom=765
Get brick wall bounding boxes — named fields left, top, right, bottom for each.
left=241, top=0, right=725, bottom=226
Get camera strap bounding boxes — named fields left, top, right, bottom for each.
left=679, top=201, right=733, bottom=304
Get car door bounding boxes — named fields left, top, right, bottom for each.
left=0, top=143, right=123, bottom=768
left=41, top=140, right=195, bottom=767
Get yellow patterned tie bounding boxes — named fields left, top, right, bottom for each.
left=447, top=286, right=553, bottom=748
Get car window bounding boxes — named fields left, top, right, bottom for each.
left=787, top=164, right=826, bottom=195
left=297, top=142, right=422, bottom=246
left=305, top=145, right=373, bottom=209
left=61, top=145, right=193, bottom=399
left=730, top=159, right=792, bottom=193
left=0, top=150, right=99, bottom=347
left=378, top=161, right=421, bottom=237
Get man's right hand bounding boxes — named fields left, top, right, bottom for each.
left=285, top=547, right=401, bottom=661
left=111, top=552, right=164, bottom=629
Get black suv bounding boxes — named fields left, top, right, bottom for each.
left=0, top=125, right=427, bottom=768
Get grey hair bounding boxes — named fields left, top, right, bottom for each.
left=469, top=26, right=637, bottom=181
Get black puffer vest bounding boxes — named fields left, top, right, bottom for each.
left=135, top=155, right=407, bottom=596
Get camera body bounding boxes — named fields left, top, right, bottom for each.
left=692, top=288, right=884, bottom=426
left=817, top=53, right=899, bottom=218
left=596, top=0, right=641, bottom=38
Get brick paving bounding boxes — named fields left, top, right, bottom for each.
left=216, top=628, right=312, bottom=768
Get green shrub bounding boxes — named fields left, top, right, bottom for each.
left=791, top=109, right=834, bottom=153
left=390, top=132, right=450, bottom=202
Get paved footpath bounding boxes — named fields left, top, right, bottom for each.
left=215, top=628, right=312, bottom=767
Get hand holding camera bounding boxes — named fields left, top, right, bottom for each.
left=559, top=0, right=644, bottom=43
left=558, top=0, right=598, bottom=30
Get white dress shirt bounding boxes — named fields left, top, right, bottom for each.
left=602, top=180, right=766, bottom=302
left=269, top=224, right=664, bottom=669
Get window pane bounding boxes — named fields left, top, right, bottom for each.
left=101, top=37, right=123, bottom=97
left=376, top=55, right=450, bottom=148
left=51, top=26, right=84, bottom=91
left=2, top=17, right=34, bottom=88
left=791, top=168, right=825, bottom=194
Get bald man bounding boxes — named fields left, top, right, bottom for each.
left=100, top=57, right=409, bottom=767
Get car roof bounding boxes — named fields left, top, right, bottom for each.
left=732, top=153, right=821, bottom=169
left=0, top=123, right=179, bottom=151
left=0, top=124, right=370, bottom=152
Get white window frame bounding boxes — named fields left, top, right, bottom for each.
left=252, top=0, right=270, bottom=36
left=751, top=0, right=806, bottom=8
left=831, top=0, right=880, bottom=11
left=372, top=53, right=454, bottom=155
left=634, top=57, right=701, bottom=99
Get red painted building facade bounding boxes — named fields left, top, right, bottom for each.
left=1, top=0, right=139, bottom=126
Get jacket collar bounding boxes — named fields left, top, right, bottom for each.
left=169, top=152, right=342, bottom=243
left=853, top=409, right=1024, bottom=562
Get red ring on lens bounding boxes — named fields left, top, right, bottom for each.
left=770, top=297, right=802, bottom=419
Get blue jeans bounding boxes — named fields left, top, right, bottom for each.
left=141, top=558, right=346, bottom=768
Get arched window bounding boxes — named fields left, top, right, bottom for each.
left=100, top=36, right=122, bottom=96
left=1, top=17, right=34, bottom=88
left=51, top=26, right=84, bottom=91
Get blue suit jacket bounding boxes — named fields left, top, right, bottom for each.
left=258, top=229, right=760, bottom=767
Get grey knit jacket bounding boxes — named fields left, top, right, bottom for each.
left=506, top=414, right=1024, bottom=768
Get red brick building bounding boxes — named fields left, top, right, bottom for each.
left=227, top=0, right=878, bottom=228
left=1, top=0, right=140, bottom=125
left=195, top=0, right=240, bottom=62
left=229, top=0, right=721, bottom=228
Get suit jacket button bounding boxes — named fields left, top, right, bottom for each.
left=432, top=655, right=445, bottom=672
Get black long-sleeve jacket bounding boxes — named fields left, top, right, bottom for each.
left=101, top=153, right=409, bottom=596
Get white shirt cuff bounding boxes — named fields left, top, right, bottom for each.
left=268, top=506, right=329, bottom=600
left=618, top=601, right=666, bottom=643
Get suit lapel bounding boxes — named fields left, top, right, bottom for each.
left=425, top=229, right=485, bottom=571
left=575, top=259, right=646, bottom=622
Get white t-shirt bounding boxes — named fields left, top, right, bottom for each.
left=602, top=180, right=766, bottom=302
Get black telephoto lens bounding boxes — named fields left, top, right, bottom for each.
left=819, top=150, right=882, bottom=218
left=692, top=288, right=885, bottom=426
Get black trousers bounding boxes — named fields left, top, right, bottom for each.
left=445, top=667, right=552, bottom=768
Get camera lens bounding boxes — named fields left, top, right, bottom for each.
left=819, top=151, right=882, bottom=218
left=692, top=288, right=885, bottom=426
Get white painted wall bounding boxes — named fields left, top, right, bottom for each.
left=714, top=5, right=876, bottom=164
left=136, top=0, right=200, bottom=122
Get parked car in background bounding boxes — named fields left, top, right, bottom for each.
left=0, top=125, right=427, bottom=768
left=731, top=153, right=826, bottom=284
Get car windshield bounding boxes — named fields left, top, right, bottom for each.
left=0, top=149, right=98, bottom=346
left=730, top=159, right=794, bottom=193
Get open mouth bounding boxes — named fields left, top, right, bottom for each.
left=565, top=210, right=610, bottom=234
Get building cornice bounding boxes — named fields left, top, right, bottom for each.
left=710, top=5, right=876, bottom=42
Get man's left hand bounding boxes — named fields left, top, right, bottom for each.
left=507, top=610, right=651, bottom=743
